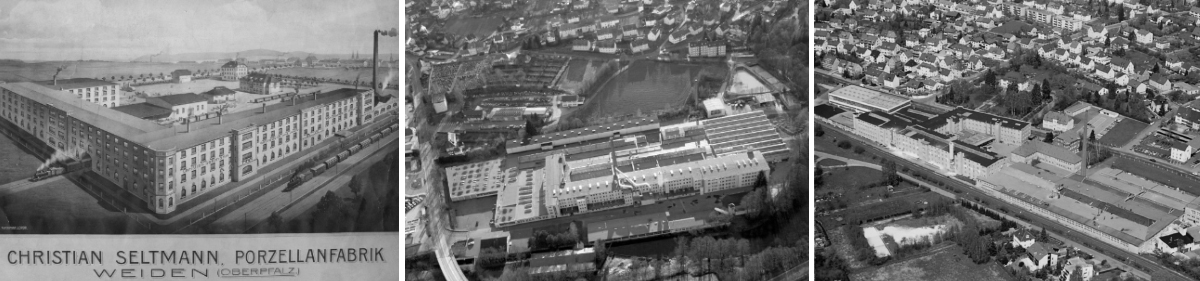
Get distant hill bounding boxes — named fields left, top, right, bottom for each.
left=131, top=49, right=399, bottom=63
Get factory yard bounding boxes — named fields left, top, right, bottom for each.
left=132, top=79, right=238, bottom=97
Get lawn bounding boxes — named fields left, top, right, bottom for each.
left=818, top=158, right=847, bottom=167
left=0, top=132, right=42, bottom=184
left=816, top=127, right=882, bottom=164
left=851, top=245, right=1016, bottom=281
left=824, top=167, right=883, bottom=189
left=1098, top=118, right=1148, bottom=147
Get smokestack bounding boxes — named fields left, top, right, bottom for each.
left=185, top=119, right=191, bottom=133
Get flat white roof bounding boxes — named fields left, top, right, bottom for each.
left=829, top=85, right=911, bottom=112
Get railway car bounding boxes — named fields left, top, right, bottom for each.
left=310, top=163, right=327, bottom=175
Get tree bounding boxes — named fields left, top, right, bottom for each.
left=348, top=175, right=363, bottom=197
left=1089, top=130, right=1096, bottom=141
left=1044, top=132, right=1055, bottom=143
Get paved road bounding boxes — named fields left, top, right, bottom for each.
left=816, top=120, right=1194, bottom=281
left=815, top=151, right=881, bottom=170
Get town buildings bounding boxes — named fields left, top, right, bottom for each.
left=239, top=73, right=281, bottom=95
left=172, top=70, right=193, bottom=83
left=220, top=61, right=249, bottom=81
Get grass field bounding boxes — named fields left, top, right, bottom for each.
left=0, top=176, right=146, bottom=234
left=0, top=61, right=226, bottom=82
left=851, top=245, right=1016, bottom=281
left=1098, top=118, right=1148, bottom=147
left=816, top=127, right=881, bottom=164
left=445, top=16, right=504, bottom=38
left=0, top=133, right=42, bottom=184
left=556, top=59, right=603, bottom=95
left=824, top=167, right=883, bottom=188
left=818, top=158, right=847, bottom=167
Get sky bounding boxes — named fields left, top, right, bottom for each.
left=0, top=0, right=400, bottom=61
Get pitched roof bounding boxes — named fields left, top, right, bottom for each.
left=1012, top=141, right=1082, bottom=164
left=112, top=103, right=173, bottom=120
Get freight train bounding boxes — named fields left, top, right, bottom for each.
left=30, top=157, right=91, bottom=182
left=285, top=121, right=393, bottom=190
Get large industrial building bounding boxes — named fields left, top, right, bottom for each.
left=828, top=85, right=911, bottom=113
left=485, top=110, right=788, bottom=227
left=0, top=81, right=393, bottom=214
left=494, top=149, right=769, bottom=227
left=851, top=106, right=1019, bottom=180
left=701, top=111, right=792, bottom=163
left=34, top=78, right=122, bottom=108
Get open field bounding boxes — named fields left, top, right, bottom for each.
left=264, top=67, right=397, bottom=85
left=0, top=61, right=226, bottom=82
left=444, top=16, right=504, bottom=38
left=851, top=245, right=1016, bottom=281
left=555, top=58, right=605, bottom=95
left=0, top=175, right=134, bottom=230
left=824, top=167, right=883, bottom=188
left=0, top=133, right=42, bottom=184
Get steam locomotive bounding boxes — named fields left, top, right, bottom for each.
left=30, top=158, right=90, bottom=182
